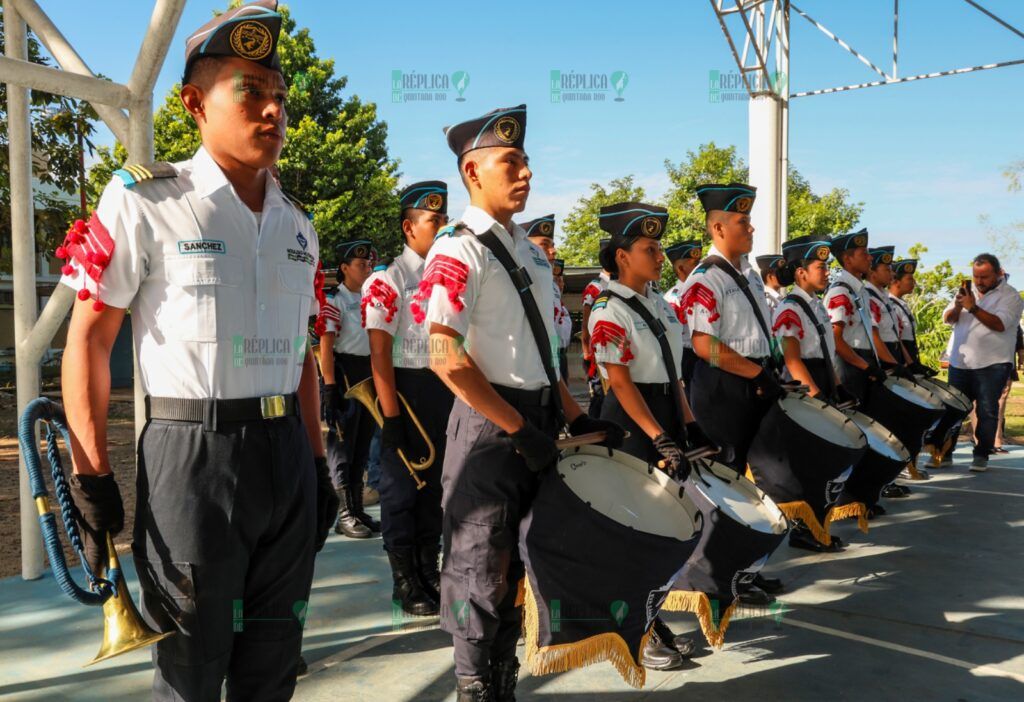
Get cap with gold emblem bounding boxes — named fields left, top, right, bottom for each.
left=696, top=182, right=757, bottom=215
left=183, top=0, right=282, bottom=83
left=892, top=259, right=918, bottom=276
left=444, top=104, right=527, bottom=158
left=337, top=239, right=377, bottom=265
left=665, top=239, right=703, bottom=263
left=399, top=181, right=448, bottom=215
left=552, top=258, right=565, bottom=275
left=755, top=254, right=786, bottom=276
left=831, top=227, right=869, bottom=254
left=522, top=214, right=555, bottom=239
left=782, top=234, right=831, bottom=264
left=598, top=202, right=668, bottom=240
left=869, top=245, right=895, bottom=268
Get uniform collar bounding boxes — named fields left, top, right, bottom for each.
left=600, top=270, right=611, bottom=283
left=399, top=244, right=425, bottom=273
left=462, top=205, right=524, bottom=242
left=788, top=285, right=815, bottom=303
left=836, top=267, right=864, bottom=291
left=607, top=279, right=657, bottom=311
left=707, top=244, right=752, bottom=275
left=766, top=286, right=782, bottom=300
left=863, top=280, right=887, bottom=297
left=191, top=145, right=286, bottom=213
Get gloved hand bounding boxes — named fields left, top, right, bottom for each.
left=864, top=360, right=887, bottom=385
left=69, top=473, right=124, bottom=578
left=752, top=367, right=786, bottom=403
left=381, top=414, right=410, bottom=453
left=894, top=364, right=916, bottom=381
left=313, top=456, right=339, bottom=552
left=833, top=384, right=860, bottom=408
left=508, top=422, right=559, bottom=473
left=910, top=361, right=937, bottom=378
left=653, top=433, right=691, bottom=480
left=321, top=383, right=345, bottom=420
left=568, top=414, right=625, bottom=449
left=684, top=421, right=714, bottom=452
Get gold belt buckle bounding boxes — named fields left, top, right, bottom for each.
left=260, top=395, right=287, bottom=419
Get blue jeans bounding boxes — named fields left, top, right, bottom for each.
left=948, top=363, right=1013, bottom=458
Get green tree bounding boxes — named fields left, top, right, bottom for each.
left=787, top=169, right=862, bottom=240
left=88, top=3, right=402, bottom=263
left=0, top=6, right=98, bottom=273
left=902, top=243, right=961, bottom=368
left=663, top=142, right=747, bottom=244
left=560, top=176, right=646, bottom=267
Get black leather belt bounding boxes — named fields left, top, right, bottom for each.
left=492, top=383, right=553, bottom=408
left=146, top=394, right=298, bottom=429
left=634, top=382, right=673, bottom=396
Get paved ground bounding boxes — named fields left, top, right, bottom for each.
left=2, top=444, right=1023, bottom=701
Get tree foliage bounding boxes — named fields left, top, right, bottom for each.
left=560, top=176, right=647, bottom=267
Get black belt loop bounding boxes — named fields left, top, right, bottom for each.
left=202, top=398, right=217, bottom=432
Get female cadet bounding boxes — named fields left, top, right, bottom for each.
left=587, top=202, right=704, bottom=672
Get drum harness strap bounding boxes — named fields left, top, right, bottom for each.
left=701, top=256, right=780, bottom=371
left=477, top=229, right=566, bottom=429
left=832, top=280, right=880, bottom=365
left=891, top=295, right=919, bottom=351
left=782, top=293, right=839, bottom=400
left=866, top=286, right=913, bottom=362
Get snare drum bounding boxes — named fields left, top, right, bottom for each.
left=834, top=410, right=910, bottom=519
left=917, top=376, right=970, bottom=415
left=862, top=376, right=944, bottom=458
left=662, top=460, right=788, bottom=647
left=916, top=376, right=971, bottom=459
left=749, top=393, right=867, bottom=544
left=519, top=445, right=702, bottom=688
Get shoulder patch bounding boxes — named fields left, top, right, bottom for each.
left=592, top=292, right=611, bottom=311
left=693, top=264, right=711, bottom=275
left=112, top=161, right=176, bottom=189
left=434, top=223, right=471, bottom=241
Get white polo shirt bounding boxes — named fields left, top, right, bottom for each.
left=322, top=284, right=369, bottom=356
left=765, top=286, right=783, bottom=312
left=59, top=146, right=319, bottom=400
left=825, top=268, right=877, bottom=351
left=682, top=245, right=773, bottom=359
left=582, top=271, right=611, bottom=308
left=772, top=286, right=837, bottom=363
left=589, top=280, right=683, bottom=384
left=419, top=205, right=559, bottom=390
left=946, top=280, right=1024, bottom=370
left=555, top=299, right=573, bottom=350
left=864, top=282, right=900, bottom=343
left=663, top=279, right=693, bottom=350
left=361, top=245, right=430, bottom=369
left=890, top=295, right=916, bottom=342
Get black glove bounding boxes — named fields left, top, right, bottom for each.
left=864, top=360, right=887, bottom=385
left=752, top=367, right=786, bottom=403
left=684, top=421, right=713, bottom=452
left=508, top=422, right=559, bottom=473
left=313, top=456, right=339, bottom=552
left=568, top=414, right=625, bottom=449
left=69, top=473, right=124, bottom=578
left=833, top=384, right=859, bottom=407
left=381, top=414, right=410, bottom=453
left=910, top=362, right=938, bottom=378
left=882, top=361, right=913, bottom=381
left=653, top=433, right=691, bottom=480
left=321, top=383, right=345, bottom=420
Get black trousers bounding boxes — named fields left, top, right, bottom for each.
left=558, top=346, right=569, bottom=383
left=681, top=347, right=699, bottom=402
left=133, top=414, right=316, bottom=702
left=690, top=358, right=772, bottom=473
left=837, top=348, right=875, bottom=402
left=326, top=353, right=374, bottom=491
left=379, top=368, right=454, bottom=551
left=440, top=389, right=558, bottom=678
left=599, top=383, right=681, bottom=465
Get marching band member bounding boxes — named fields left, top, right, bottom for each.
left=756, top=253, right=786, bottom=311
left=362, top=181, right=454, bottom=616
left=418, top=104, right=624, bottom=701
left=864, top=246, right=915, bottom=367
left=662, top=239, right=703, bottom=395
left=889, top=259, right=922, bottom=365
left=581, top=240, right=613, bottom=415
left=320, top=239, right=381, bottom=537
left=553, top=258, right=573, bottom=381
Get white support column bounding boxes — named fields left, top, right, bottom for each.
left=6, top=0, right=45, bottom=580
left=127, top=95, right=154, bottom=443
left=748, top=94, right=784, bottom=257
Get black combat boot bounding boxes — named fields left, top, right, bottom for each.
left=491, top=657, right=520, bottom=701
left=334, top=480, right=371, bottom=539
left=456, top=676, right=491, bottom=701
left=416, top=541, right=442, bottom=602
left=387, top=548, right=438, bottom=616
left=641, top=621, right=683, bottom=670
left=351, top=468, right=381, bottom=532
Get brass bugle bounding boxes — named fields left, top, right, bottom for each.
left=344, top=377, right=434, bottom=490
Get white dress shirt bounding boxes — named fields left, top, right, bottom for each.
left=772, top=286, right=837, bottom=363
left=864, top=281, right=900, bottom=344
left=663, top=279, right=693, bottom=350
left=946, top=280, right=1024, bottom=370
left=824, top=268, right=877, bottom=351
left=361, top=245, right=431, bottom=369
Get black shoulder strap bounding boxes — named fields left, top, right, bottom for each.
left=783, top=294, right=838, bottom=400
left=832, top=280, right=880, bottom=364
left=702, top=255, right=778, bottom=366
left=281, top=189, right=312, bottom=220
left=477, top=230, right=565, bottom=428
left=607, top=291, right=686, bottom=436
left=892, top=295, right=917, bottom=345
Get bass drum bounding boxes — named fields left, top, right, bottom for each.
left=916, top=376, right=970, bottom=415
left=663, top=460, right=788, bottom=647
left=915, top=375, right=971, bottom=460
left=862, top=376, right=944, bottom=458
left=835, top=409, right=910, bottom=510
left=519, top=445, right=703, bottom=688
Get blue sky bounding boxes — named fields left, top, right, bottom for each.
left=33, top=0, right=1024, bottom=280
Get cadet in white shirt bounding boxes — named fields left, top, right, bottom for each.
left=823, top=229, right=898, bottom=401
left=581, top=248, right=613, bottom=415
left=864, top=246, right=913, bottom=365
left=756, top=254, right=786, bottom=311
left=943, top=253, right=1024, bottom=470
left=522, top=214, right=571, bottom=379
left=662, top=239, right=703, bottom=396
left=319, top=239, right=379, bottom=538
left=552, top=258, right=574, bottom=380
left=889, top=259, right=922, bottom=364
left=56, top=4, right=332, bottom=698
left=419, top=104, right=624, bottom=700
left=361, top=181, right=454, bottom=618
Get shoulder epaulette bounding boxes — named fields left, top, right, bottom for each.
left=373, top=263, right=388, bottom=272
left=282, top=189, right=313, bottom=220
left=112, top=161, right=176, bottom=189
left=693, top=264, right=711, bottom=275
left=434, top=222, right=472, bottom=240
left=593, top=292, right=611, bottom=311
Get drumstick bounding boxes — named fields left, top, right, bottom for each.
left=782, top=383, right=810, bottom=393
left=656, top=443, right=721, bottom=470
left=835, top=399, right=859, bottom=410
left=554, top=431, right=631, bottom=450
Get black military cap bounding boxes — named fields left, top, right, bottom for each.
left=665, top=240, right=703, bottom=263
left=782, top=234, right=831, bottom=264
left=337, top=239, right=377, bottom=263
left=598, top=202, right=668, bottom=240
left=183, top=0, right=282, bottom=84
left=832, top=227, right=869, bottom=254
left=892, top=259, right=918, bottom=276
left=444, top=104, right=527, bottom=158
left=696, top=182, right=757, bottom=215
left=869, top=245, right=895, bottom=267
left=552, top=258, right=565, bottom=275
left=399, top=181, right=447, bottom=214
left=599, top=237, right=612, bottom=252
left=522, top=215, right=555, bottom=239
left=755, top=254, right=786, bottom=275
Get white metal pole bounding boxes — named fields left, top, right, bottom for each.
left=127, top=94, right=154, bottom=444
left=5, top=0, right=45, bottom=580
left=779, top=2, right=790, bottom=244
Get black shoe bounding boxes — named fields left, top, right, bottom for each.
left=335, top=488, right=372, bottom=538
left=641, top=627, right=684, bottom=670
left=753, top=572, right=784, bottom=594
left=456, top=677, right=491, bottom=702
left=491, top=657, right=520, bottom=702
left=881, top=483, right=910, bottom=498
left=296, top=655, right=308, bottom=676
left=416, top=541, right=442, bottom=602
left=653, top=618, right=694, bottom=658
left=736, top=585, right=775, bottom=607
left=831, top=535, right=845, bottom=548
left=789, top=524, right=843, bottom=553
left=388, top=548, right=439, bottom=617
left=351, top=475, right=381, bottom=532
left=867, top=503, right=886, bottom=519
